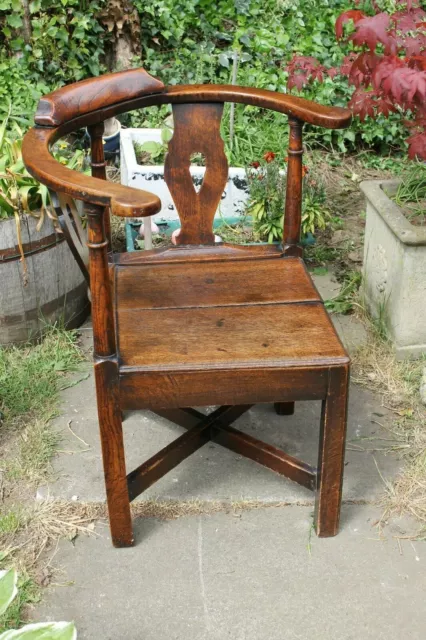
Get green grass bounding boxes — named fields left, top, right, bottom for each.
left=0, top=509, right=23, bottom=535
left=0, top=573, right=40, bottom=632
left=324, top=270, right=362, bottom=315
left=222, top=104, right=289, bottom=167
left=0, top=325, right=83, bottom=632
left=6, top=420, right=60, bottom=483
left=0, top=324, right=83, bottom=483
left=0, top=324, right=82, bottom=424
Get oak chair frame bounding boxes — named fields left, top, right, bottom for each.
left=23, top=68, right=351, bottom=547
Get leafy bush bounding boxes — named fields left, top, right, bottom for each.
left=0, top=0, right=410, bottom=154
left=0, top=112, right=85, bottom=222
left=0, top=1, right=107, bottom=83
left=0, top=56, right=50, bottom=128
left=286, top=0, right=426, bottom=158
left=246, top=152, right=331, bottom=241
left=131, top=0, right=408, bottom=152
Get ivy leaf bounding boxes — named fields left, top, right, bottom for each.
left=218, top=53, right=230, bottom=68
left=29, top=0, right=41, bottom=12
left=161, top=127, right=173, bottom=143
left=6, top=14, right=23, bottom=29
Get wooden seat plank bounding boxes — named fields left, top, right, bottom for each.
left=117, top=301, right=347, bottom=369
left=115, top=257, right=320, bottom=310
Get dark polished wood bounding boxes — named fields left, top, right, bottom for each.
left=284, top=117, right=304, bottom=256
left=165, top=103, right=228, bottom=245
left=35, top=67, right=165, bottom=126
left=23, top=126, right=162, bottom=219
left=119, top=366, right=330, bottom=410
left=315, top=365, right=350, bottom=536
left=127, top=405, right=240, bottom=501
left=88, top=122, right=112, bottom=250
left=155, top=407, right=315, bottom=490
left=274, top=402, right=295, bottom=416
left=22, top=67, right=352, bottom=546
left=87, top=202, right=132, bottom=547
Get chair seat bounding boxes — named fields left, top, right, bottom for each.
left=115, top=256, right=349, bottom=371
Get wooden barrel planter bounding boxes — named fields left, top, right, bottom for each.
left=0, top=213, right=89, bottom=345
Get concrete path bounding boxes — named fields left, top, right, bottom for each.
left=34, top=273, right=425, bottom=639
left=36, top=506, right=424, bottom=640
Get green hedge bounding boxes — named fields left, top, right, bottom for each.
left=0, top=0, right=407, bottom=153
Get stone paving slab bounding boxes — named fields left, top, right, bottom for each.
left=40, top=372, right=400, bottom=504
left=35, top=506, right=424, bottom=640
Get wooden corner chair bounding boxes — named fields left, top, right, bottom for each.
left=23, top=68, right=351, bottom=547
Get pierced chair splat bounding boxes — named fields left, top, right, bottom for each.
left=22, top=68, right=352, bottom=547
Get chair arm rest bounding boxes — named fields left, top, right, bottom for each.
left=22, top=127, right=161, bottom=218
left=35, top=68, right=165, bottom=127
left=167, top=85, right=352, bottom=129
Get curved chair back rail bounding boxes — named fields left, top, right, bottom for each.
left=34, top=82, right=351, bottom=130
left=23, top=77, right=351, bottom=225
left=35, top=67, right=166, bottom=127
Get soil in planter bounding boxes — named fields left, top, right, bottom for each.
left=397, top=201, right=426, bottom=227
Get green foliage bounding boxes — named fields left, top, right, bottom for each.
left=0, top=1, right=106, bottom=83
left=325, top=270, right=362, bottom=314
left=0, top=113, right=49, bottom=219
left=246, top=154, right=331, bottom=241
left=133, top=0, right=407, bottom=152
left=0, top=111, right=85, bottom=220
left=0, top=324, right=82, bottom=424
left=0, top=571, right=17, bottom=618
left=395, top=162, right=426, bottom=210
left=0, top=569, right=76, bottom=638
left=0, top=512, right=22, bottom=536
left=246, top=155, right=286, bottom=242
left=0, top=0, right=408, bottom=156
left=133, top=125, right=173, bottom=164
left=0, top=56, right=50, bottom=128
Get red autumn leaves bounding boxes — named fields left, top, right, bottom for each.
left=285, top=0, right=426, bottom=159
left=250, top=153, right=309, bottom=177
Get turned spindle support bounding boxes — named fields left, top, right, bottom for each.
left=88, top=122, right=112, bottom=250
left=283, top=116, right=304, bottom=257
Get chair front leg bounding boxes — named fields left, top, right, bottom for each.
left=315, top=365, right=349, bottom=537
left=87, top=201, right=133, bottom=547
left=94, top=359, right=133, bottom=547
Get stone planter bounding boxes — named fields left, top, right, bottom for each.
left=361, top=179, right=426, bottom=358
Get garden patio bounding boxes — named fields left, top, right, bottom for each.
left=1, top=1, right=426, bottom=639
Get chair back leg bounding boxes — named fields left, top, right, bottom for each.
left=274, top=402, right=295, bottom=416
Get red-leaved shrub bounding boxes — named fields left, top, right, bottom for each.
left=286, top=0, right=426, bottom=160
